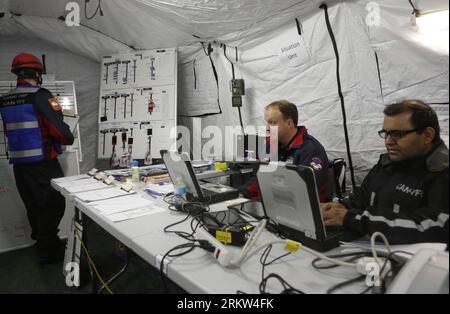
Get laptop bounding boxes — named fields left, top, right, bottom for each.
left=256, top=162, right=342, bottom=252
left=160, top=150, right=239, bottom=204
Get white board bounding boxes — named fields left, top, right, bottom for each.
left=97, top=48, right=178, bottom=161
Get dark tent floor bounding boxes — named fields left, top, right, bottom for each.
left=0, top=221, right=186, bottom=294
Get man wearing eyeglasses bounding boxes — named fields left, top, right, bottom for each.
left=321, top=100, right=449, bottom=244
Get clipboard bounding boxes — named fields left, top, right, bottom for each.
left=63, top=110, right=80, bottom=133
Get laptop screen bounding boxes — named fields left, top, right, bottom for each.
left=257, top=162, right=327, bottom=240
left=161, top=150, right=202, bottom=198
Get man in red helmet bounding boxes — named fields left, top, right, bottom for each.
left=0, top=53, right=74, bottom=264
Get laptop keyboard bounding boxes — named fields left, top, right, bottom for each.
left=201, top=188, right=217, bottom=197
left=325, top=225, right=343, bottom=237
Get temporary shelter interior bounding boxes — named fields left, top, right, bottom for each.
left=0, top=0, right=448, bottom=183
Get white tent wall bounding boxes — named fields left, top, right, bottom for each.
left=177, top=0, right=449, bottom=185
left=0, top=0, right=448, bottom=186
left=178, top=3, right=386, bottom=184
left=0, top=34, right=99, bottom=173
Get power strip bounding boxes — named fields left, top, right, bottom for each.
left=197, top=219, right=267, bottom=268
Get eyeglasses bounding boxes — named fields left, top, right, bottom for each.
left=378, top=129, right=422, bottom=140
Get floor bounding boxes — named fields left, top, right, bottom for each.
left=0, top=220, right=186, bottom=294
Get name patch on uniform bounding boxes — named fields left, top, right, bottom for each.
left=310, top=157, right=323, bottom=171
left=48, top=98, right=62, bottom=111
left=395, top=184, right=423, bottom=198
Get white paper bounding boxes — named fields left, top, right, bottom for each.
left=52, top=174, right=91, bottom=184
left=74, top=187, right=133, bottom=202
left=92, top=196, right=154, bottom=215
left=56, top=177, right=97, bottom=188
left=64, top=181, right=110, bottom=193
left=145, top=183, right=174, bottom=195
left=106, top=205, right=166, bottom=222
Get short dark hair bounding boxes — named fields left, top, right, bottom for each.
left=384, top=100, right=441, bottom=143
left=265, top=100, right=298, bottom=125
left=16, top=68, right=41, bottom=80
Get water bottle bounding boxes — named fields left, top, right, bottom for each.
left=174, top=177, right=186, bottom=198
left=130, top=160, right=140, bottom=184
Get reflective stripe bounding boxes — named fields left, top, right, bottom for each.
left=393, top=204, right=400, bottom=214
left=354, top=211, right=449, bottom=232
left=9, top=149, right=43, bottom=158
left=370, top=192, right=376, bottom=206
left=5, top=121, right=39, bottom=130
left=3, top=87, right=40, bottom=96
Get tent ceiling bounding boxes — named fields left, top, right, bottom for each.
left=2, top=0, right=343, bottom=56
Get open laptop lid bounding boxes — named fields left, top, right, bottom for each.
left=160, top=150, right=204, bottom=199
left=257, top=162, right=327, bottom=241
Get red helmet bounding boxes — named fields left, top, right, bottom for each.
left=11, top=53, right=44, bottom=75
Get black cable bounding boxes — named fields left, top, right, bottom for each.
left=223, top=44, right=245, bottom=134
left=85, top=0, right=103, bottom=20
left=374, top=52, right=384, bottom=103
left=319, top=3, right=356, bottom=188
left=163, top=214, right=196, bottom=241
left=223, top=44, right=236, bottom=80
left=193, top=59, right=197, bottom=90
left=200, top=42, right=223, bottom=115
left=79, top=22, right=136, bottom=51
left=324, top=250, right=412, bottom=294
left=257, top=245, right=304, bottom=294
left=97, top=257, right=129, bottom=294
left=260, top=245, right=291, bottom=280
left=238, top=107, right=245, bottom=135
left=408, top=0, right=420, bottom=15
left=378, top=250, right=412, bottom=293
left=327, top=275, right=365, bottom=294
left=159, top=243, right=198, bottom=293
left=295, top=18, right=303, bottom=35
left=259, top=273, right=305, bottom=294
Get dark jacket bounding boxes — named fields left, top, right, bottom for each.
left=342, top=141, right=449, bottom=244
left=240, top=126, right=329, bottom=202
left=0, top=83, right=74, bottom=162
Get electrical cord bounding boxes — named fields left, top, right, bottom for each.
left=325, top=250, right=412, bottom=294
left=159, top=241, right=214, bottom=293
left=312, top=252, right=369, bottom=270
left=85, top=0, right=103, bottom=20
left=320, top=3, right=356, bottom=188
left=327, top=275, right=366, bottom=294
left=370, top=231, right=392, bottom=265
left=377, top=250, right=413, bottom=294
left=74, top=228, right=113, bottom=294
left=260, top=244, right=292, bottom=281
left=259, top=273, right=305, bottom=294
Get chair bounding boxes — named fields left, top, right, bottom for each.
left=327, top=158, right=346, bottom=201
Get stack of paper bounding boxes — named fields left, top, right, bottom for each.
left=52, top=174, right=90, bottom=183
left=145, top=183, right=174, bottom=195
left=89, top=194, right=166, bottom=222
left=73, top=187, right=132, bottom=202
left=64, top=180, right=111, bottom=194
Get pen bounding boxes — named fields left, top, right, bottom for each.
left=144, top=189, right=157, bottom=198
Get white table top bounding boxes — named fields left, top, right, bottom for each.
left=52, top=174, right=368, bottom=294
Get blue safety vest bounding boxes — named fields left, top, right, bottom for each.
left=0, top=86, right=45, bottom=164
